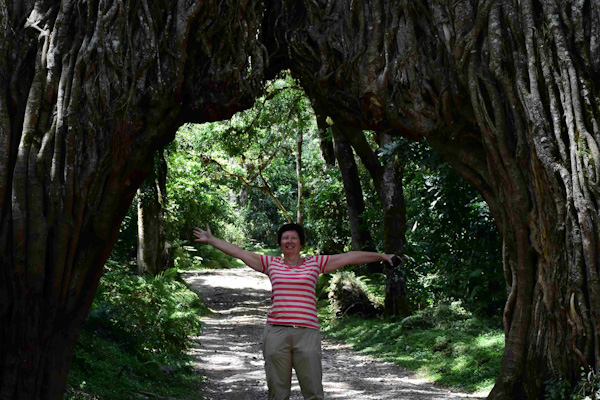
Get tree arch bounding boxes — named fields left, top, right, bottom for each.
left=1, top=0, right=599, bottom=399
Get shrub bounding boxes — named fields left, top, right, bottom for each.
left=86, top=264, right=204, bottom=356
left=545, top=377, right=573, bottom=400
left=398, top=301, right=471, bottom=332
left=68, top=260, right=207, bottom=399
left=546, top=368, right=600, bottom=400
left=171, top=242, right=239, bottom=270
left=328, top=271, right=381, bottom=317
left=398, top=313, right=436, bottom=331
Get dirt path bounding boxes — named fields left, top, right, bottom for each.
left=182, top=268, right=486, bottom=400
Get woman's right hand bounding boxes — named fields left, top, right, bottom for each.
left=193, top=224, right=214, bottom=244
left=192, top=224, right=263, bottom=272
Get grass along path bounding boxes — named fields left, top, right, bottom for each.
left=319, top=304, right=502, bottom=396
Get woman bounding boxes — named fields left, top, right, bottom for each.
left=193, top=223, right=395, bottom=400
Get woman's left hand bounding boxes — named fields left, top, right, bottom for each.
left=383, top=254, right=404, bottom=267
left=382, top=254, right=394, bottom=266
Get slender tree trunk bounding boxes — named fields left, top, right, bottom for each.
left=296, top=128, right=304, bottom=225
left=314, top=101, right=377, bottom=255
left=378, top=133, right=409, bottom=317
left=342, top=126, right=410, bottom=316
left=330, top=124, right=375, bottom=252
left=137, top=151, right=168, bottom=276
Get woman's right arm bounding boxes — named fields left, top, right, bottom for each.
left=193, top=225, right=263, bottom=272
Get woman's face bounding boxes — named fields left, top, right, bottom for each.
left=280, top=230, right=302, bottom=258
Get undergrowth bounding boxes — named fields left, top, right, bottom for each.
left=319, top=295, right=503, bottom=395
left=545, top=368, right=600, bottom=400
left=66, top=260, right=210, bottom=400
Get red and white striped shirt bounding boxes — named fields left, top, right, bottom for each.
left=260, top=255, right=330, bottom=330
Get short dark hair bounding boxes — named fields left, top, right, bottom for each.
left=277, top=223, right=306, bottom=246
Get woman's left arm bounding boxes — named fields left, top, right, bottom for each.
left=324, top=251, right=395, bottom=273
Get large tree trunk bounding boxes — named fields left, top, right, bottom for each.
left=0, top=1, right=266, bottom=399
left=263, top=0, right=600, bottom=397
left=137, top=151, right=168, bottom=276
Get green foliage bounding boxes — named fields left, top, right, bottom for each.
left=164, top=127, right=253, bottom=269
left=327, top=271, right=382, bottom=317
left=397, top=301, right=470, bottom=331
left=165, top=135, right=246, bottom=245
left=67, top=260, right=208, bottom=399
left=315, top=273, right=331, bottom=300
left=545, top=377, right=574, bottom=400
left=171, top=242, right=241, bottom=270
left=572, top=368, right=600, bottom=399
left=172, top=76, right=311, bottom=247
left=303, top=167, right=351, bottom=253
left=171, top=73, right=353, bottom=253
left=319, top=301, right=503, bottom=394
left=87, top=262, right=204, bottom=355
left=401, top=140, right=504, bottom=315
left=545, top=368, right=600, bottom=400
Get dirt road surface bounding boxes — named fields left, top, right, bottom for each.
left=182, top=268, right=487, bottom=400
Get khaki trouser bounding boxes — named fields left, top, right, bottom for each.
left=262, top=324, right=324, bottom=400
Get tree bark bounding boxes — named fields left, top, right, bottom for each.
left=313, top=102, right=336, bottom=166
left=0, top=1, right=266, bottom=399
left=137, top=151, right=168, bottom=276
left=378, top=133, right=409, bottom=317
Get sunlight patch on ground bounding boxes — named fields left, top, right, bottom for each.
left=451, top=357, right=468, bottom=372
left=475, top=333, right=504, bottom=348
left=184, top=269, right=272, bottom=291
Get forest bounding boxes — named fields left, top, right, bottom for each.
left=3, top=0, right=600, bottom=399
left=65, top=75, right=509, bottom=399
left=163, top=74, right=505, bottom=317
